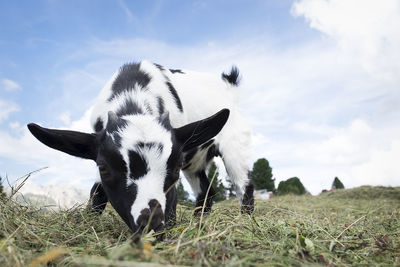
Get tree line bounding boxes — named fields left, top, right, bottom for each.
left=177, top=158, right=345, bottom=202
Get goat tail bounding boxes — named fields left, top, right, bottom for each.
left=221, top=65, right=241, bottom=87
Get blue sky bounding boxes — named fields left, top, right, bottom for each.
left=1, top=0, right=315, bottom=125
left=1, top=0, right=399, bottom=195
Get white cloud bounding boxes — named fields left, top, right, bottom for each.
left=58, top=111, right=71, bottom=125
left=0, top=99, right=20, bottom=122
left=309, top=119, right=374, bottom=165
left=292, top=0, right=400, bottom=82
left=117, top=0, right=138, bottom=24
left=1, top=78, right=21, bottom=91
left=9, top=121, right=21, bottom=130
left=0, top=107, right=96, bottom=190
left=46, top=69, right=106, bottom=119
left=351, top=139, right=400, bottom=186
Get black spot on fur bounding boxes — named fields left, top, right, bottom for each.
left=166, top=81, right=183, bottom=112
left=221, top=66, right=241, bottom=86
left=144, top=102, right=154, bottom=115
left=106, top=117, right=128, bottom=134
left=157, top=112, right=172, bottom=130
left=109, top=63, right=151, bottom=101
left=183, top=147, right=197, bottom=165
left=99, top=147, right=128, bottom=182
left=169, top=69, right=184, bottom=74
left=128, top=150, right=149, bottom=179
left=155, top=62, right=184, bottom=74
left=200, top=139, right=214, bottom=150
left=116, top=98, right=144, bottom=117
left=136, top=142, right=163, bottom=154
left=154, top=63, right=165, bottom=71
left=113, top=133, right=122, bottom=147
left=206, top=144, right=219, bottom=162
left=157, top=97, right=165, bottom=116
left=181, top=163, right=191, bottom=170
left=157, top=143, right=164, bottom=153
left=137, top=141, right=152, bottom=149
left=94, top=118, right=104, bottom=132
left=181, top=147, right=198, bottom=170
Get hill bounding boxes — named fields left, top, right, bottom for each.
left=1, top=186, right=399, bottom=266
left=4, top=181, right=88, bottom=209
left=322, top=185, right=400, bottom=200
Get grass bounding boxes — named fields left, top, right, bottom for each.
left=0, top=186, right=399, bottom=266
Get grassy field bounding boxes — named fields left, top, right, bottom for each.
left=1, top=186, right=399, bottom=266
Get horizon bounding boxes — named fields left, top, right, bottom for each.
left=1, top=0, right=399, bottom=196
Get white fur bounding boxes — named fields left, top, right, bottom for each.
left=182, top=171, right=201, bottom=196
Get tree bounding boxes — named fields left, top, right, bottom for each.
left=207, top=161, right=226, bottom=202
left=332, top=177, right=344, bottom=189
left=226, top=179, right=236, bottom=199
left=250, top=158, right=275, bottom=191
left=177, top=179, right=189, bottom=201
left=276, top=177, right=307, bottom=196
left=0, top=176, right=7, bottom=199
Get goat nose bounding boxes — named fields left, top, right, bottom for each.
left=136, top=199, right=164, bottom=234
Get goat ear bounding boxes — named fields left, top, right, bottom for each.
left=27, top=123, right=97, bottom=160
left=174, top=109, right=230, bottom=152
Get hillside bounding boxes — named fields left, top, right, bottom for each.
left=0, top=186, right=399, bottom=266
left=4, top=182, right=88, bottom=209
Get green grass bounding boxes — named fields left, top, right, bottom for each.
left=1, top=186, right=399, bottom=266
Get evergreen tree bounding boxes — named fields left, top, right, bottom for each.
left=0, top=176, right=7, bottom=199
left=332, top=177, right=344, bottom=189
left=250, top=158, right=275, bottom=191
left=276, top=177, right=307, bottom=196
left=226, top=179, right=236, bottom=199
left=207, top=161, right=226, bottom=202
left=177, top=179, right=189, bottom=201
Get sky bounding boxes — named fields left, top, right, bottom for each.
left=0, top=0, right=399, bottom=195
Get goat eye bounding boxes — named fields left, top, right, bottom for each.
left=99, top=165, right=110, bottom=175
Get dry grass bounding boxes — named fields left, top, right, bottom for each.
left=1, top=186, right=399, bottom=266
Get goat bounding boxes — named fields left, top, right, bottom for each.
left=27, top=60, right=254, bottom=235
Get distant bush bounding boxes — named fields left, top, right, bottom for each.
left=177, top=179, right=189, bottom=201
left=277, top=177, right=307, bottom=196
left=332, top=177, right=344, bottom=189
left=208, top=161, right=227, bottom=202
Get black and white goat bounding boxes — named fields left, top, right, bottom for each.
left=28, top=60, right=254, bottom=235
